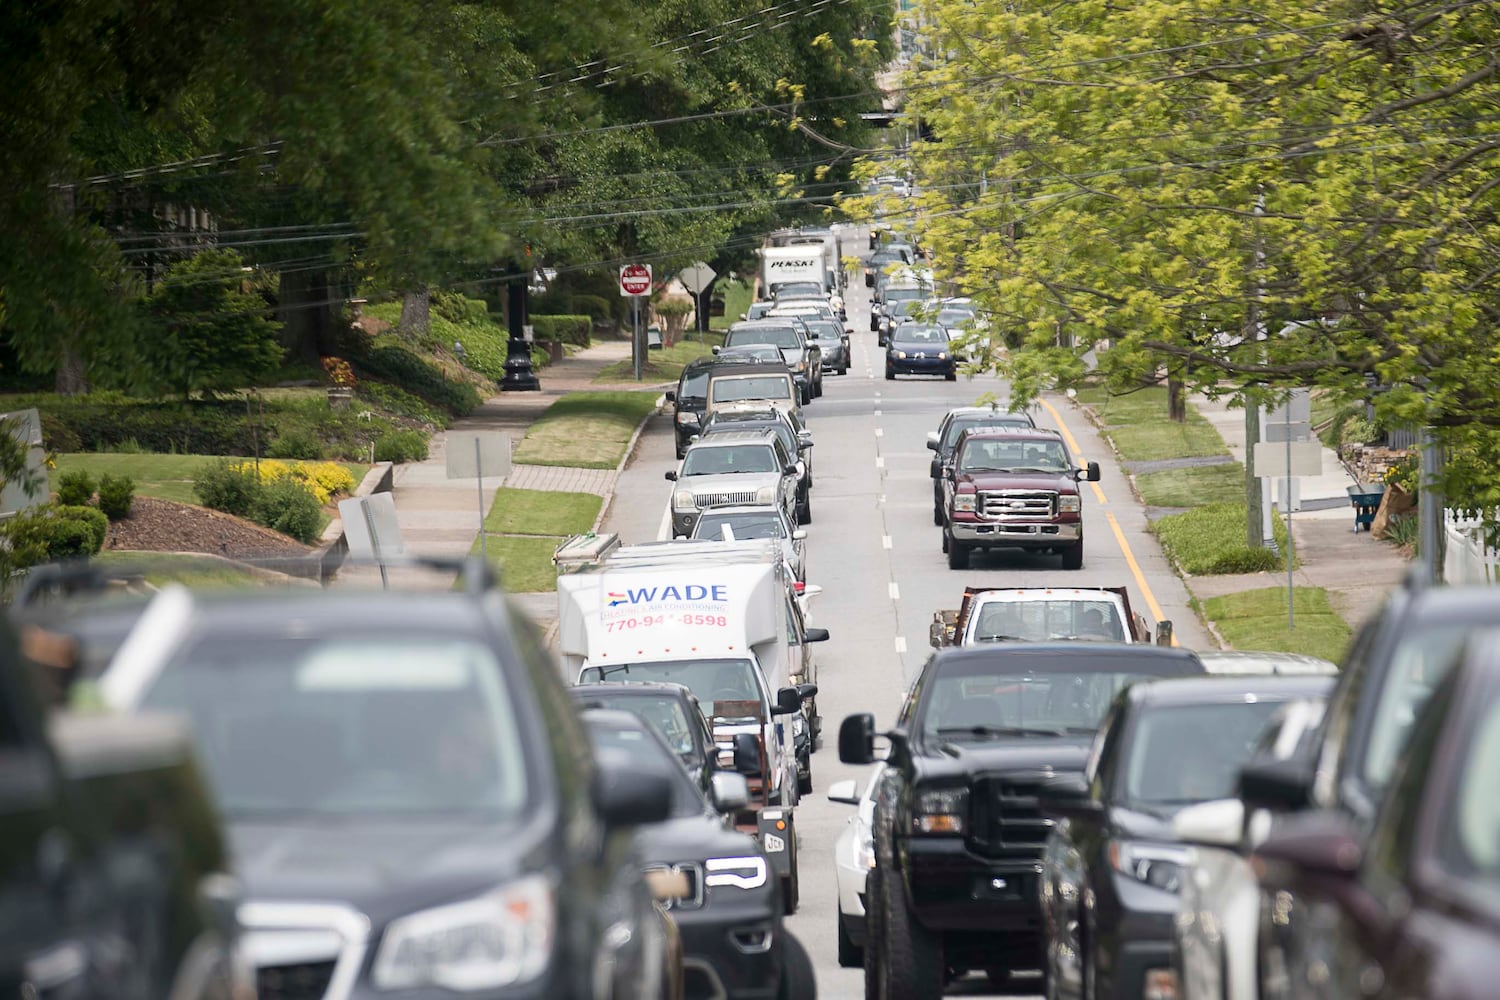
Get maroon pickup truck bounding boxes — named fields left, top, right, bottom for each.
left=939, top=426, right=1100, bottom=570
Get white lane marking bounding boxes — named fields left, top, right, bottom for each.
left=875, top=392, right=882, bottom=398
left=894, top=636, right=907, bottom=654
left=874, top=409, right=882, bottom=417
left=875, top=456, right=885, bottom=469
left=875, top=428, right=884, bottom=438
left=889, top=581, right=900, bottom=600
left=882, top=535, right=892, bottom=549
left=656, top=504, right=673, bottom=541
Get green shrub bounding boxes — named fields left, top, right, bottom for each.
left=40, top=400, right=257, bottom=454
left=193, top=460, right=263, bottom=518
left=56, top=470, right=96, bottom=507
left=569, top=295, right=613, bottom=325
left=267, top=427, right=326, bottom=460
left=55, top=505, right=109, bottom=551
left=356, top=382, right=450, bottom=428
left=530, top=315, right=592, bottom=347
left=357, top=344, right=481, bottom=416
left=39, top=412, right=81, bottom=452
left=46, top=518, right=98, bottom=559
left=96, top=474, right=136, bottom=520
left=432, top=291, right=490, bottom=325
left=374, top=429, right=429, bottom=463
left=251, top=477, right=323, bottom=544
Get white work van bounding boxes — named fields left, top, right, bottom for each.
left=555, top=535, right=830, bottom=912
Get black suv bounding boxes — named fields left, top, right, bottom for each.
left=572, top=681, right=720, bottom=802
left=93, top=566, right=677, bottom=1000
left=667, top=357, right=718, bottom=459
left=583, top=709, right=816, bottom=1000
left=839, top=643, right=1205, bottom=995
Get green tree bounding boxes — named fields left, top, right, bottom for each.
left=144, top=249, right=284, bottom=397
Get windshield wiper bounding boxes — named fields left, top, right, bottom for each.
left=1002, top=467, right=1065, bottom=474
left=975, top=633, right=1029, bottom=642
left=594, top=664, right=633, bottom=678
left=933, top=724, right=1069, bottom=740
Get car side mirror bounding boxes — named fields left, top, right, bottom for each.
left=772, top=686, right=801, bottom=715
left=593, top=750, right=673, bottom=827
left=791, top=529, right=807, bottom=541
left=827, top=779, right=860, bottom=806
left=664, top=471, right=678, bottom=481
left=925, top=432, right=940, bottom=451
left=1238, top=757, right=1315, bottom=814
left=796, top=682, right=819, bottom=701
left=839, top=713, right=876, bottom=765
left=1037, top=773, right=1102, bottom=822
left=710, top=771, right=750, bottom=812
left=1173, top=798, right=1246, bottom=850
left=732, top=733, right=761, bottom=776
left=664, top=390, right=676, bottom=403
left=1080, top=461, right=1101, bottom=482
left=784, top=464, right=799, bottom=475
left=738, top=313, right=747, bottom=321
left=805, top=627, right=830, bottom=643
left=799, top=440, right=814, bottom=450
left=711, top=346, right=721, bottom=354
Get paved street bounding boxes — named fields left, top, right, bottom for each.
left=602, top=258, right=1212, bottom=996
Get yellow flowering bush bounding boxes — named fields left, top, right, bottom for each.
left=229, top=460, right=358, bottom=505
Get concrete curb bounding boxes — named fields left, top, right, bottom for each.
left=589, top=393, right=665, bottom=534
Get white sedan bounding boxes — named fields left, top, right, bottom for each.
left=827, top=764, right=884, bottom=968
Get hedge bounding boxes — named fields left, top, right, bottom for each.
left=531, top=315, right=592, bottom=347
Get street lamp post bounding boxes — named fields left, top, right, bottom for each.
left=501, top=276, right=540, bottom=392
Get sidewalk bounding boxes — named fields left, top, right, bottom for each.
left=333, top=337, right=660, bottom=600
left=1185, top=393, right=1409, bottom=632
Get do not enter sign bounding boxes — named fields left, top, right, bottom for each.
left=619, top=263, right=652, bottom=296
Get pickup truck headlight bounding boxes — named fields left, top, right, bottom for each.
left=372, top=876, right=554, bottom=991
left=1110, top=842, right=1189, bottom=893
left=952, top=493, right=976, bottom=512
left=676, top=411, right=699, bottom=426
left=704, top=856, right=769, bottom=890
left=913, top=787, right=968, bottom=835
left=755, top=485, right=777, bottom=504
left=1058, top=495, right=1081, bottom=513
left=673, top=490, right=697, bottom=509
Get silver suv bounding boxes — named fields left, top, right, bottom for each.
left=665, top=430, right=800, bottom=537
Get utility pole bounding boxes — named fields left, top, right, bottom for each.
left=1420, top=429, right=1445, bottom=583
left=1245, top=190, right=1267, bottom=549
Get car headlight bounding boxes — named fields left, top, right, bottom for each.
left=856, top=837, right=876, bottom=871
left=372, top=876, right=554, bottom=991
left=676, top=411, right=699, bottom=426
left=755, top=485, right=776, bottom=503
left=792, top=713, right=806, bottom=737
left=953, top=493, right=976, bottom=511
left=704, top=856, right=769, bottom=890
left=894, top=351, right=907, bottom=359
left=936, top=352, right=947, bottom=360
left=673, top=490, right=697, bottom=509
left=1058, top=495, right=1081, bottom=513
left=1110, top=842, right=1189, bottom=894
left=912, top=787, right=968, bottom=835
left=793, top=360, right=807, bottom=372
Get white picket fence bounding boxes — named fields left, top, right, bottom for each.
left=1444, top=511, right=1500, bottom=585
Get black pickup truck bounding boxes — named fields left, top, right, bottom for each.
left=839, top=642, right=1204, bottom=996
left=0, top=612, right=244, bottom=999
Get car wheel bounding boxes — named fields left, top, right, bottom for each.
left=863, top=865, right=885, bottom=1000
left=778, top=933, right=817, bottom=999
left=1062, top=540, right=1084, bottom=570
left=796, top=495, right=811, bottom=525
left=797, top=766, right=812, bottom=797
left=880, top=866, right=943, bottom=999
left=838, top=915, right=863, bottom=969
left=944, top=371, right=957, bottom=382
left=801, top=386, right=812, bottom=406
left=947, top=535, right=969, bottom=570
left=782, top=862, right=800, bottom=915
left=941, top=531, right=948, bottom=554
left=885, top=370, right=896, bottom=381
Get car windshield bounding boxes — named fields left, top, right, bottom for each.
left=138, top=634, right=529, bottom=819
left=694, top=512, right=785, bottom=542
left=1124, top=701, right=1287, bottom=811
left=971, top=599, right=1127, bottom=642
left=745, top=303, right=775, bottom=320
left=891, top=300, right=930, bottom=319
left=712, top=376, right=792, bottom=403
left=937, top=309, right=975, bottom=327
left=680, top=444, right=778, bottom=476
left=718, top=347, right=781, bottom=362
left=959, top=438, right=1070, bottom=472
left=577, top=693, right=698, bottom=757
left=922, top=667, right=1155, bottom=742
left=726, top=327, right=800, bottom=349
left=805, top=322, right=841, bottom=340
left=578, top=659, right=763, bottom=714
left=894, top=326, right=947, bottom=345
left=884, top=288, right=924, bottom=303
left=942, top=415, right=1032, bottom=450
left=1439, top=690, right=1500, bottom=901
left=680, top=370, right=709, bottom=399
left=588, top=724, right=703, bottom=819
left=1362, top=623, right=1471, bottom=791
left=775, top=283, right=824, bottom=298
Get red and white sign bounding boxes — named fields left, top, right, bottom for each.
left=619, top=263, right=652, bottom=296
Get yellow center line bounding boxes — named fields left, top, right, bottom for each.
left=1105, top=511, right=1175, bottom=645
left=1038, top=397, right=1108, bottom=505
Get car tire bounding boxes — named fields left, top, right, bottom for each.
left=797, top=495, right=811, bottom=525
left=885, top=370, right=896, bottom=381
left=838, top=916, right=863, bottom=969
left=801, top=386, right=813, bottom=406
left=863, top=866, right=885, bottom=1000
left=798, top=766, right=812, bottom=797
left=880, top=866, right=943, bottom=999
left=1062, top=540, right=1084, bottom=570
left=933, top=504, right=943, bottom=527
left=779, top=933, right=817, bottom=1000
left=944, top=371, right=957, bottom=382
left=947, top=535, right=969, bottom=570
left=782, top=863, right=800, bottom=915
left=941, top=531, right=949, bottom=554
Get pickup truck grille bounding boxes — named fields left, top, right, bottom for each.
left=969, top=774, right=1060, bottom=859
left=693, top=490, right=761, bottom=507
left=257, top=960, right=336, bottom=1000
left=979, top=490, right=1056, bottom=520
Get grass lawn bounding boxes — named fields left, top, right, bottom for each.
left=1135, top=462, right=1246, bottom=509
left=1074, top=386, right=1229, bottom=462
left=1201, top=586, right=1352, bottom=663
left=594, top=338, right=719, bottom=384
left=711, top=279, right=755, bottom=331
left=1152, top=502, right=1292, bottom=575
left=484, top=488, right=601, bottom=536
left=468, top=534, right=562, bottom=593
left=513, top=391, right=662, bottom=469
left=54, top=453, right=370, bottom=505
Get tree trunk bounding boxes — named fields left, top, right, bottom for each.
left=55, top=345, right=89, bottom=395
left=278, top=267, right=338, bottom=363
left=1167, top=376, right=1186, bottom=422
left=399, top=287, right=431, bottom=337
